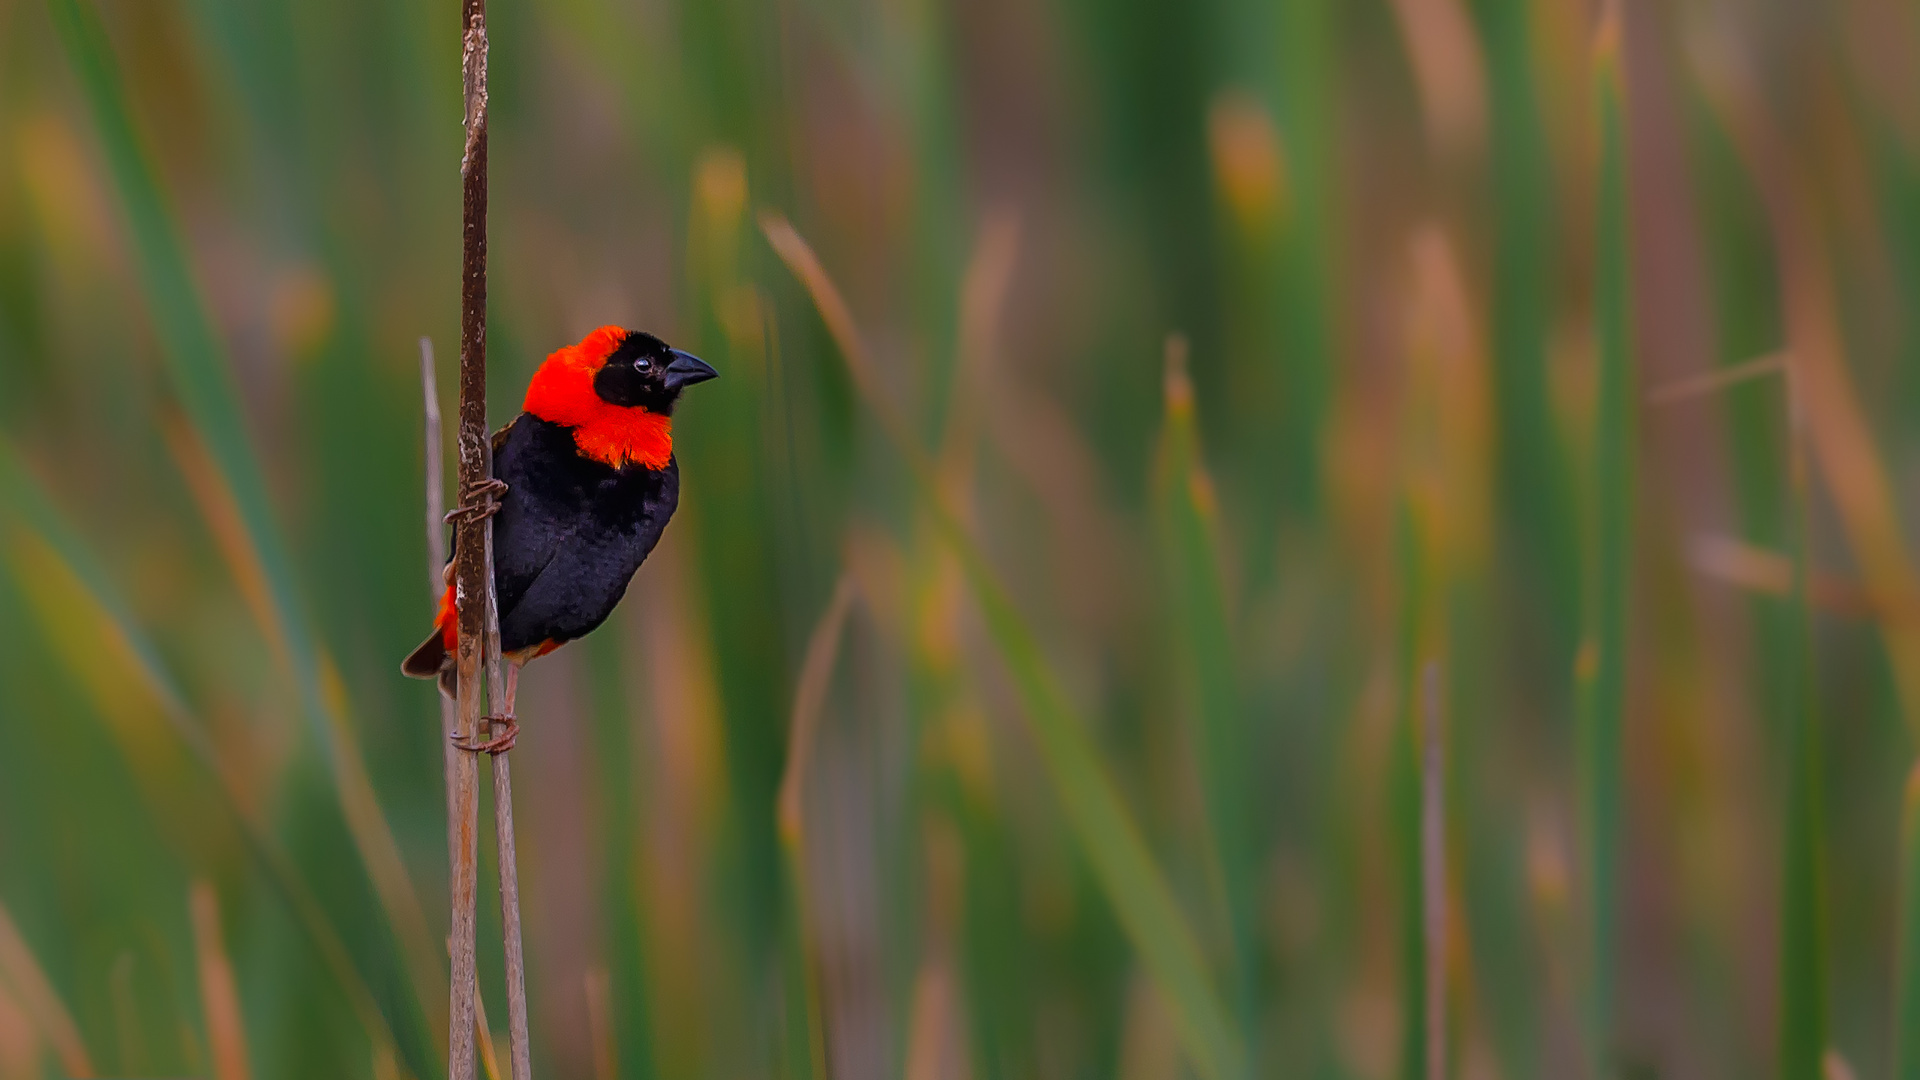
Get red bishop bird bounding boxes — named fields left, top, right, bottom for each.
left=404, top=325, right=718, bottom=751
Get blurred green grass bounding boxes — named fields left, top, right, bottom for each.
left=3, top=0, right=1920, bottom=1077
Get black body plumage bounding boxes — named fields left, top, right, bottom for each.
left=403, top=328, right=715, bottom=691
left=489, top=413, right=678, bottom=655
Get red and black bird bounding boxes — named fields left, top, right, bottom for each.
left=404, top=326, right=717, bottom=750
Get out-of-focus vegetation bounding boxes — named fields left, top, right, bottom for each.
left=1, top=0, right=1918, bottom=1076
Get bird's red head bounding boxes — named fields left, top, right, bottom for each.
left=522, top=326, right=718, bottom=470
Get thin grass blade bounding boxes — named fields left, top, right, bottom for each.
left=0, top=438, right=405, bottom=1065
left=45, top=1, right=448, bottom=1056
left=1895, top=764, right=1920, bottom=1078
left=0, top=903, right=95, bottom=1077
left=1156, top=337, right=1255, bottom=1029
left=763, top=215, right=1246, bottom=1080
left=1580, top=13, right=1632, bottom=1067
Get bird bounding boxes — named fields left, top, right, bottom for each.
left=404, top=325, right=718, bottom=752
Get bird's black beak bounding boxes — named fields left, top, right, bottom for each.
left=663, top=349, right=718, bottom=391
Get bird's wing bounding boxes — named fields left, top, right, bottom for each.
left=486, top=414, right=583, bottom=626
left=440, top=416, right=519, bottom=560
left=441, top=413, right=549, bottom=618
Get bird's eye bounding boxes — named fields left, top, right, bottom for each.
left=635, top=357, right=652, bottom=371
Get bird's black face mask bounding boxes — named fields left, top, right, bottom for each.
left=593, top=332, right=718, bottom=415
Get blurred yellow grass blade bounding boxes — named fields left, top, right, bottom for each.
left=0, top=903, right=94, bottom=1077
left=941, top=210, right=1021, bottom=479
left=47, top=0, right=449, bottom=1053
left=584, top=968, right=615, bottom=1080
left=774, top=572, right=855, bottom=1080
left=473, top=977, right=502, bottom=1080
left=1775, top=236, right=1920, bottom=736
left=163, top=416, right=449, bottom=1044
left=1, top=525, right=404, bottom=1067
left=1786, top=278, right=1920, bottom=732
left=759, top=217, right=896, bottom=435
left=108, top=954, right=142, bottom=1075
left=904, top=818, right=967, bottom=1080
left=1207, top=92, right=1289, bottom=234
left=1646, top=352, right=1785, bottom=405
left=1895, top=762, right=1920, bottom=1078
left=159, top=415, right=289, bottom=674
left=188, top=883, right=252, bottom=1080
left=1582, top=12, right=1631, bottom=1065
left=762, top=213, right=1246, bottom=1080
left=0, top=979, right=40, bottom=1080
left=317, top=653, right=450, bottom=1029
left=1156, top=336, right=1254, bottom=1020
left=902, top=961, right=962, bottom=1080
left=1419, top=665, right=1447, bottom=1080
left=1386, top=0, right=1487, bottom=161
left=778, top=572, right=858, bottom=846
left=0, top=441, right=403, bottom=1064
left=1401, top=226, right=1492, bottom=576
left=1686, top=533, right=1891, bottom=618
left=1690, top=7, right=1920, bottom=740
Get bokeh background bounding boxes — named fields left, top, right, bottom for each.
left=1, top=0, right=1918, bottom=1076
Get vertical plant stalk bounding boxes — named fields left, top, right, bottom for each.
left=0, top=903, right=95, bottom=1076
left=1894, top=763, right=1920, bottom=1078
left=1420, top=663, right=1445, bottom=1080
left=189, top=882, right=253, bottom=1080
left=1688, top=41, right=1836, bottom=1080
left=484, top=478, right=533, bottom=1080
left=1779, top=364, right=1826, bottom=1080
left=448, top=6, right=532, bottom=1074
left=1159, top=336, right=1254, bottom=1036
left=423, top=337, right=463, bottom=915
left=775, top=573, right=856, bottom=1080
left=1582, top=8, right=1631, bottom=1069
left=449, top=3, right=488, bottom=1077
left=763, top=215, right=1245, bottom=1080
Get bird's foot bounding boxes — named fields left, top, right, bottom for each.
left=452, top=714, right=518, bottom=755
left=445, top=477, right=509, bottom=525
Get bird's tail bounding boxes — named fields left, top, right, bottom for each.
left=402, top=583, right=459, bottom=697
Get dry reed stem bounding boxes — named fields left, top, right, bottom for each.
left=482, top=503, right=532, bottom=1080
left=450, top=3, right=531, bottom=1073
left=448, top=1, right=491, bottom=1074
left=426, top=340, right=504, bottom=1080
left=188, top=882, right=252, bottom=1080
left=424, top=338, right=465, bottom=940
left=0, top=903, right=93, bottom=1077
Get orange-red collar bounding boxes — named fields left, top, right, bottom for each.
left=522, top=326, right=674, bottom=470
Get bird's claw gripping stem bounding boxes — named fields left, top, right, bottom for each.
left=452, top=714, right=518, bottom=755
left=445, top=477, right=509, bottom=525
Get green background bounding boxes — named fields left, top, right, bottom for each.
left=1, top=0, right=1917, bottom=1077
